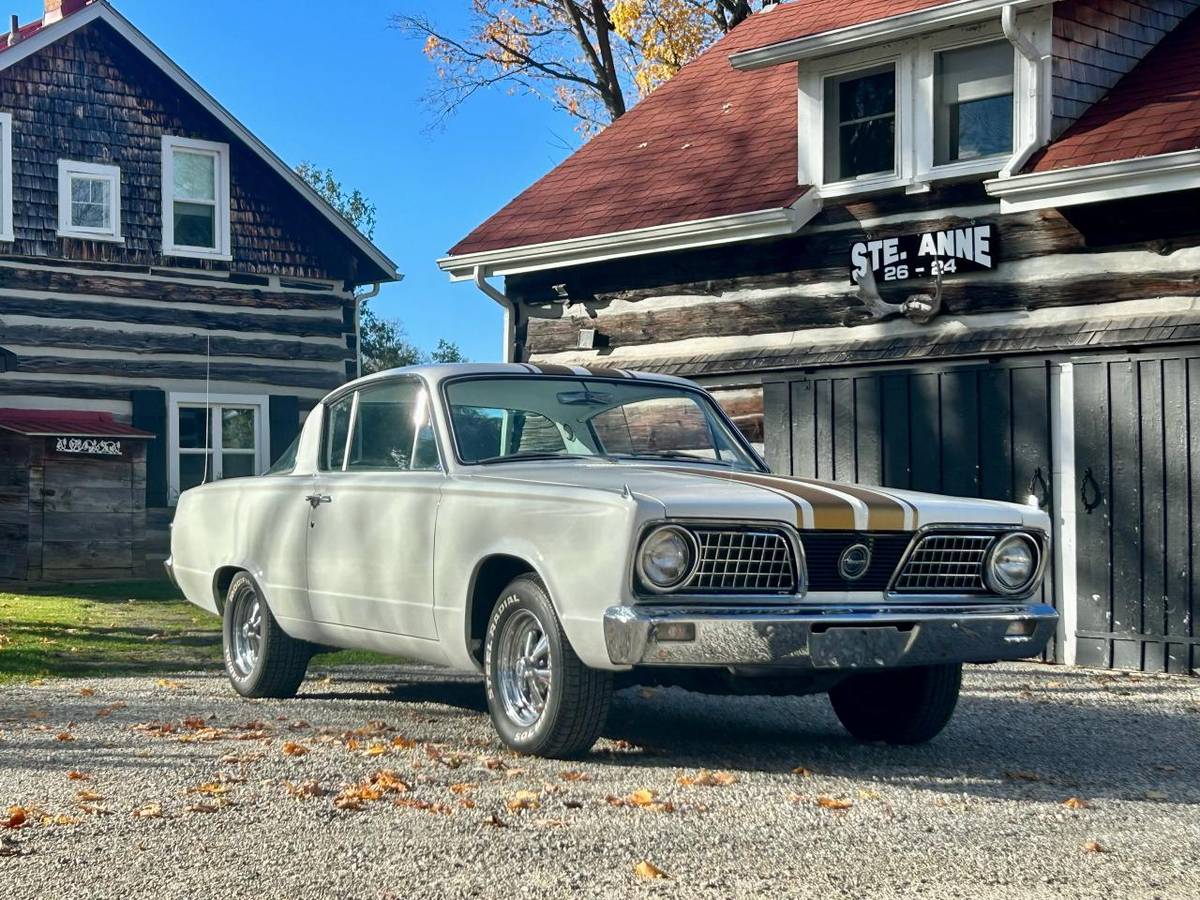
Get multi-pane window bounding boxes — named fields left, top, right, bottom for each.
left=823, top=64, right=896, bottom=182
left=169, top=395, right=266, bottom=500
left=57, top=161, right=122, bottom=241
left=934, top=40, right=1014, bottom=166
left=162, top=136, right=230, bottom=258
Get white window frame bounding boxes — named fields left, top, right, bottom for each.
left=57, top=160, right=123, bottom=242
left=0, top=112, right=13, bottom=242
left=798, top=10, right=1051, bottom=199
left=166, top=392, right=270, bottom=504
left=161, top=135, right=231, bottom=261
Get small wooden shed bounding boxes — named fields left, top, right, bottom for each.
left=0, top=409, right=154, bottom=582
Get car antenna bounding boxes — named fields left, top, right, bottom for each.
left=202, top=333, right=211, bottom=486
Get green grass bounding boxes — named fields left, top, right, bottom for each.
left=0, top=581, right=397, bottom=684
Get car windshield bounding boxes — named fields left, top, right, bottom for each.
left=443, top=376, right=761, bottom=470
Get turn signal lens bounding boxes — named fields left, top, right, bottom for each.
left=637, top=526, right=696, bottom=592
left=986, top=533, right=1039, bottom=595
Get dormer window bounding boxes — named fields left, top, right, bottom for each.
left=934, top=40, right=1014, bottom=166
left=824, top=64, right=896, bottom=181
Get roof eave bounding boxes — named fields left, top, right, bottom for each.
left=439, top=191, right=821, bottom=280
left=985, top=149, right=1200, bottom=213
left=0, top=2, right=400, bottom=285
left=729, top=0, right=1053, bottom=70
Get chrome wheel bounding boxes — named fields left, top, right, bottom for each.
left=496, top=608, right=552, bottom=728
left=229, top=586, right=263, bottom=678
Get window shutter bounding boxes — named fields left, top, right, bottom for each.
left=269, top=395, right=301, bottom=464
left=131, top=388, right=168, bottom=508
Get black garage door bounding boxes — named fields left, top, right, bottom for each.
left=763, top=358, right=1058, bottom=660
left=1073, top=353, right=1199, bottom=675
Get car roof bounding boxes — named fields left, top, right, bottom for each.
left=337, top=362, right=699, bottom=396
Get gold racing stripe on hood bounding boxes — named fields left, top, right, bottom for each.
left=671, top=468, right=856, bottom=530
left=791, top=478, right=917, bottom=531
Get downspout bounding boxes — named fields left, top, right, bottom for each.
left=354, top=282, right=381, bottom=380
left=472, top=265, right=518, bottom=363
left=1000, top=4, right=1050, bottom=178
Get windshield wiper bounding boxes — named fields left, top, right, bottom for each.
left=473, top=452, right=596, bottom=465
left=612, top=451, right=734, bottom=467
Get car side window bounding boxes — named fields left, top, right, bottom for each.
left=345, top=379, right=441, bottom=472
left=322, top=393, right=354, bottom=471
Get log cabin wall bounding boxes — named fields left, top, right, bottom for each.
left=1051, top=0, right=1199, bottom=137
left=509, top=184, right=1200, bottom=435
left=0, top=17, right=377, bottom=577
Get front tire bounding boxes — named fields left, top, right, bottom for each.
left=222, top=572, right=312, bottom=699
left=829, top=663, right=962, bottom=745
left=484, top=574, right=612, bottom=759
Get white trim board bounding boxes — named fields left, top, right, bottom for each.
left=729, top=0, right=1054, bottom=69
left=985, top=149, right=1200, bottom=213
left=438, top=191, right=822, bottom=280
left=0, top=2, right=398, bottom=283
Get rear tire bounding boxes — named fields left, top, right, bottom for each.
left=484, top=574, right=612, bottom=759
left=222, top=572, right=312, bottom=699
left=829, top=663, right=962, bottom=745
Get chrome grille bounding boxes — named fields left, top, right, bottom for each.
left=687, top=529, right=796, bottom=593
left=893, top=533, right=995, bottom=593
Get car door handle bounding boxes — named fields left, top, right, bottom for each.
left=305, top=494, right=332, bottom=509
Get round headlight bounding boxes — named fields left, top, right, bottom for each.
left=637, top=526, right=696, bottom=592
left=986, top=533, right=1039, bottom=595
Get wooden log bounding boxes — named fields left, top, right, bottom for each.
left=43, top=513, right=134, bottom=542
left=1, top=324, right=352, bottom=363
left=42, top=485, right=135, bottom=514
left=12, top=354, right=345, bottom=391
left=41, top=541, right=134, bottom=571
left=527, top=270, right=1200, bottom=354
left=0, top=263, right=348, bottom=310
left=0, top=295, right=348, bottom=338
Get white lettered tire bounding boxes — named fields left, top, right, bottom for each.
left=484, top=574, right=612, bottom=759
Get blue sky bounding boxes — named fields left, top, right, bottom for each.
left=30, top=0, right=584, bottom=361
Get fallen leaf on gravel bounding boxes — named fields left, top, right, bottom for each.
left=629, top=789, right=656, bottom=807
left=816, top=796, right=853, bottom=811
left=187, top=783, right=229, bottom=797
left=559, top=770, right=590, bottom=782
left=1063, top=797, right=1091, bottom=810
left=77, top=805, right=110, bottom=816
left=155, top=679, right=182, bottom=690
left=55, top=732, right=75, bottom=742
left=390, top=736, right=416, bottom=749
left=506, top=790, right=541, bottom=811
left=480, top=756, right=507, bottom=770
left=365, top=743, right=389, bottom=757
left=677, top=770, right=738, bottom=787
left=221, top=753, right=264, bottom=766
left=96, top=703, right=126, bottom=718
left=1083, top=840, right=1106, bottom=853
left=858, top=789, right=881, bottom=801
left=281, top=741, right=309, bottom=757
left=792, top=767, right=814, bottom=778
left=563, top=799, right=584, bottom=810
left=66, top=771, right=89, bottom=781
left=449, top=783, right=476, bottom=794
left=1005, top=771, right=1042, bottom=782
left=284, top=781, right=325, bottom=799
left=78, top=688, right=95, bottom=697
left=371, top=770, right=410, bottom=794
left=634, top=861, right=669, bottom=880
left=2, top=808, right=30, bottom=830
left=132, top=803, right=163, bottom=818
left=484, top=812, right=507, bottom=827
left=75, top=790, right=105, bottom=803
left=41, top=813, right=79, bottom=826
left=608, top=790, right=674, bottom=813
left=394, top=798, right=452, bottom=814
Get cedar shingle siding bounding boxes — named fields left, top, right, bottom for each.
left=0, top=19, right=358, bottom=282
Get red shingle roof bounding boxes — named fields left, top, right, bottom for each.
left=449, top=0, right=955, bottom=257
left=1030, top=9, right=1200, bottom=172
left=0, top=409, right=153, bottom=438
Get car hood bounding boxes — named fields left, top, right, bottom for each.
left=461, top=462, right=1047, bottom=531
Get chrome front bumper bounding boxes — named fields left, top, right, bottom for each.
left=603, top=603, right=1058, bottom=669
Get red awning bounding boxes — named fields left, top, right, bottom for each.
left=0, top=408, right=155, bottom=439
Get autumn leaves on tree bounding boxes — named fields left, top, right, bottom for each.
left=393, top=0, right=755, bottom=134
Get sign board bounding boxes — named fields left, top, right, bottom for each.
left=849, top=224, right=995, bottom=285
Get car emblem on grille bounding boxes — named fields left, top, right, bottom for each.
left=838, top=543, right=872, bottom=581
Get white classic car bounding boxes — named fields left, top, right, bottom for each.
left=168, top=364, right=1057, bottom=758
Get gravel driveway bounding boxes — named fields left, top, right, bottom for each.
left=1, top=662, right=1197, bottom=900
